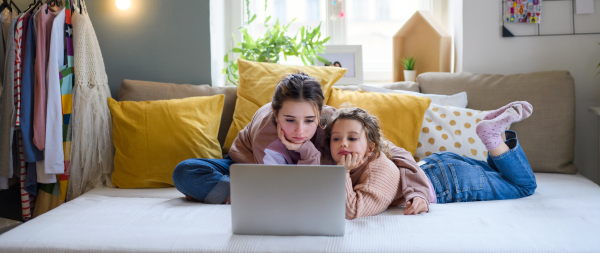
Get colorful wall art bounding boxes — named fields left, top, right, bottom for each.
left=505, top=0, right=542, bottom=23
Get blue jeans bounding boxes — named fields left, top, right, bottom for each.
left=172, top=156, right=234, bottom=204
left=421, top=131, right=536, bottom=204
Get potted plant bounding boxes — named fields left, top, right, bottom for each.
left=223, top=1, right=331, bottom=85
left=401, top=55, right=416, bottom=82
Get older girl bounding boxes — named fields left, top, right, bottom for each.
left=172, top=72, right=432, bottom=206
left=325, top=103, right=536, bottom=220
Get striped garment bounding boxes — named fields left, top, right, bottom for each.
left=13, top=14, right=23, bottom=126
left=14, top=14, right=32, bottom=220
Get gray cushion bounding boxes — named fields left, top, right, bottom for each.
left=118, top=79, right=237, bottom=149
left=417, top=71, right=576, bottom=174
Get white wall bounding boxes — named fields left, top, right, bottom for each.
left=460, top=0, right=600, bottom=184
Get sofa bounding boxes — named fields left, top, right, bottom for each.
left=0, top=70, right=599, bottom=252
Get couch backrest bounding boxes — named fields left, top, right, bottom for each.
left=417, top=71, right=576, bottom=174
left=117, top=73, right=575, bottom=174
left=118, top=79, right=237, bottom=148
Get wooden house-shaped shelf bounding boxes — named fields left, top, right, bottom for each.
left=393, top=10, right=451, bottom=81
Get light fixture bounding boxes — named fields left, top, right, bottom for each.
left=116, top=0, right=130, bottom=10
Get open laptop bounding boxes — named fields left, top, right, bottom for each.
left=230, top=164, right=346, bottom=236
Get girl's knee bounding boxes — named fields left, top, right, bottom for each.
left=172, top=159, right=216, bottom=186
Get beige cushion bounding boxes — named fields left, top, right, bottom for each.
left=118, top=79, right=237, bottom=149
left=417, top=71, right=576, bottom=174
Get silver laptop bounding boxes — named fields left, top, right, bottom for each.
left=230, top=164, right=346, bottom=236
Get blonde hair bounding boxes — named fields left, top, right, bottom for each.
left=324, top=104, right=392, bottom=162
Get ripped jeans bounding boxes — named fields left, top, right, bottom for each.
left=421, top=131, right=537, bottom=204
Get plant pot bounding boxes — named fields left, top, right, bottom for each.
left=404, top=70, right=416, bottom=82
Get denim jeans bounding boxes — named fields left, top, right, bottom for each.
left=421, top=131, right=536, bottom=204
left=172, top=156, right=234, bottom=204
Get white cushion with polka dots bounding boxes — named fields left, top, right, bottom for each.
left=415, top=104, right=510, bottom=162
left=359, top=85, right=468, bottom=108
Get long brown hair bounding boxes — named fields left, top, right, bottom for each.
left=324, top=105, right=391, bottom=162
left=271, top=71, right=326, bottom=128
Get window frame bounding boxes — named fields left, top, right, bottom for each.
left=222, top=0, right=449, bottom=84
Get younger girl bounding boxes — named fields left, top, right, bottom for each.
left=326, top=102, right=536, bottom=220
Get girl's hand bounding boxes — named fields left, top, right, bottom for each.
left=337, top=153, right=366, bottom=173
left=404, top=197, right=428, bottom=215
left=277, top=123, right=304, bottom=151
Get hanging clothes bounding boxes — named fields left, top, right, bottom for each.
left=67, top=0, right=114, bottom=201
left=34, top=4, right=60, bottom=185
left=33, top=6, right=66, bottom=217
left=14, top=14, right=24, bottom=128
left=33, top=4, right=59, bottom=151
left=43, top=8, right=64, bottom=176
left=19, top=12, right=42, bottom=163
left=22, top=12, right=42, bottom=195
left=57, top=0, right=74, bottom=201
left=0, top=16, right=17, bottom=180
left=0, top=8, right=11, bottom=190
left=13, top=13, right=31, bottom=220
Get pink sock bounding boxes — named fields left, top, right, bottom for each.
left=483, top=101, right=533, bottom=121
left=476, top=103, right=533, bottom=150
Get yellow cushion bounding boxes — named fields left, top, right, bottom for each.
left=222, top=58, right=347, bottom=152
left=108, top=95, right=224, bottom=188
left=326, top=88, right=431, bottom=156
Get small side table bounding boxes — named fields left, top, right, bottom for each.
left=588, top=107, right=600, bottom=184
left=0, top=217, right=22, bottom=235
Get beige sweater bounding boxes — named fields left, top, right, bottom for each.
left=346, top=153, right=422, bottom=220
left=229, top=103, right=432, bottom=211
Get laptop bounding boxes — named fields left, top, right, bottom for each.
left=230, top=164, right=347, bottom=236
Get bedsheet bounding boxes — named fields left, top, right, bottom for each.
left=0, top=173, right=599, bottom=252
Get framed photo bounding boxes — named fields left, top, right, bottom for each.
left=314, top=45, right=363, bottom=85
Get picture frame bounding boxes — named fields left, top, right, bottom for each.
left=314, top=45, right=364, bottom=85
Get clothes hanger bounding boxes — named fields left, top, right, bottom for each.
left=24, top=0, right=42, bottom=13
left=0, top=0, right=9, bottom=13
left=45, top=0, right=61, bottom=14
left=9, top=0, right=20, bottom=13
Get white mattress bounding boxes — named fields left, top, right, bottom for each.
left=1, top=173, right=599, bottom=252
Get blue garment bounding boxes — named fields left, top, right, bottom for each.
left=20, top=15, right=43, bottom=162
left=172, top=156, right=234, bottom=204
left=421, top=131, right=537, bottom=204
left=24, top=162, right=37, bottom=195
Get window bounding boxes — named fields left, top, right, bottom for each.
left=307, top=0, right=320, bottom=21
left=235, top=0, right=447, bottom=83
left=347, top=0, right=420, bottom=81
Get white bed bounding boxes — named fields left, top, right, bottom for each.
left=0, top=173, right=599, bottom=253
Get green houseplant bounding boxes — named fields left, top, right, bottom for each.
left=401, top=55, right=416, bottom=81
left=401, top=55, right=416, bottom=71
left=223, top=0, right=331, bottom=85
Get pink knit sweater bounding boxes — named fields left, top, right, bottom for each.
left=346, top=153, right=429, bottom=220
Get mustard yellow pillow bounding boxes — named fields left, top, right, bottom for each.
left=108, top=95, right=224, bottom=188
left=222, top=59, right=347, bottom=152
left=326, top=88, right=431, bottom=156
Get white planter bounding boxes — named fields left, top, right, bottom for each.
left=404, top=70, right=416, bottom=82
